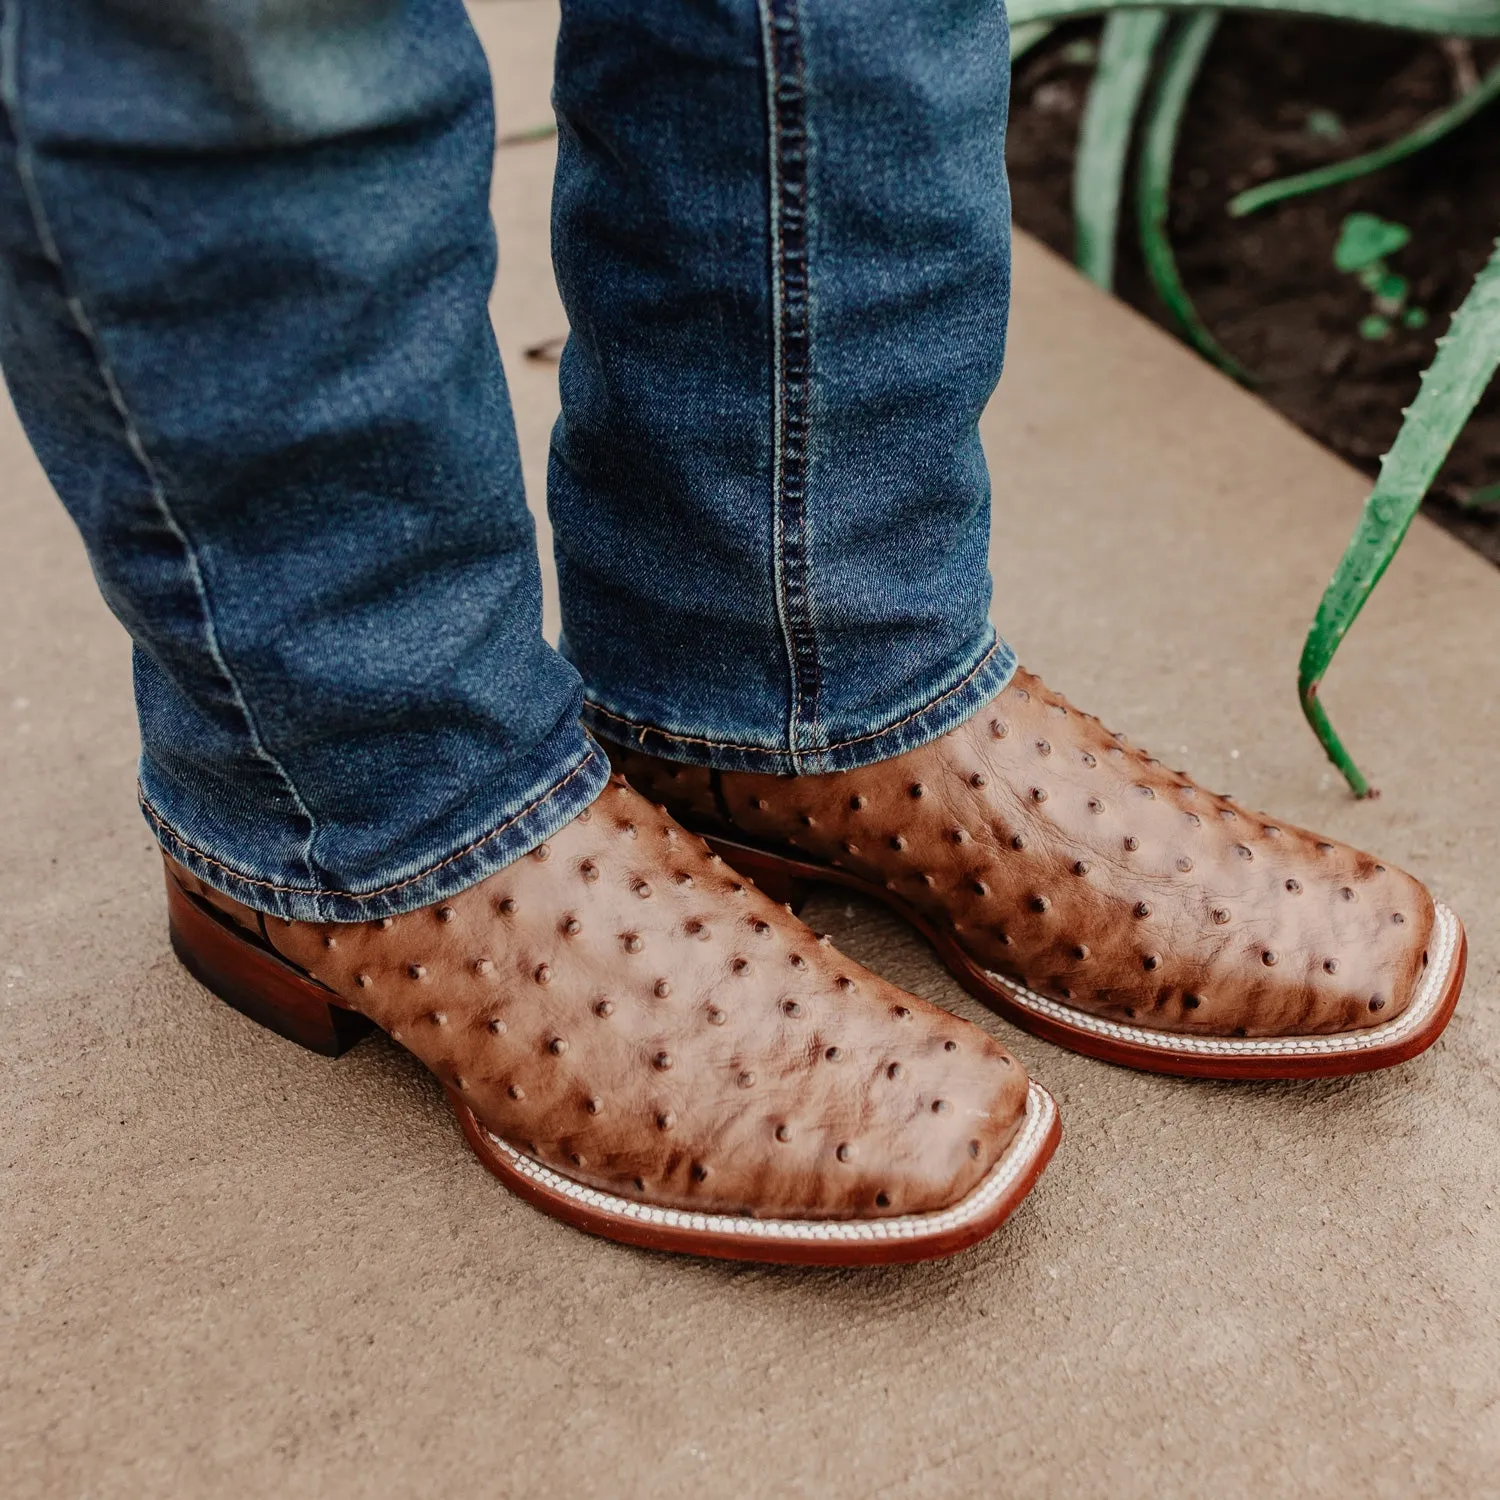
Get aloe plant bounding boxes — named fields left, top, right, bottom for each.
left=1012, top=19, right=1058, bottom=57
left=1330, top=212, right=1428, bottom=340
left=1230, top=58, right=1500, bottom=217
left=1009, top=0, right=1500, bottom=34
left=1016, top=0, right=1500, bottom=791
left=1134, top=12, right=1252, bottom=381
left=1300, top=238, right=1500, bottom=796
left=1074, top=10, right=1169, bottom=287
left=1462, top=479, right=1500, bottom=507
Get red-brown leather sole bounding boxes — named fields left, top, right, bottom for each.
left=166, top=869, right=375, bottom=1057
left=451, top=1082, right=1059, bottom=1266
left=165, top=869, right=1059, bottom=1263
left=705, top=836, right=1467, bottom=1081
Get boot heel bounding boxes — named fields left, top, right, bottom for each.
left=706, top=837, right=817, bottom=912
left=164, top=872, right=373, bottom=1058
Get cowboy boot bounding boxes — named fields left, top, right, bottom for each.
left=607, top=671, right=1465, bottom=1080
left=164, top=774, right=1059, bottom=1264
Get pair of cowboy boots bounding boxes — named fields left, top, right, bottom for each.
left=164, top=670, right=1465, bottom=1266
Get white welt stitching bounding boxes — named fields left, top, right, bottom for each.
left=985, top=905, right=1460, bottom=1057
left=484, top=1082, right=1054, bottom=1243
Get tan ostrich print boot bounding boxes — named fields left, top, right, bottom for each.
left=608, top=670, right=1465, bottom=1080
left=163, top=774, right=1059, bottom=1265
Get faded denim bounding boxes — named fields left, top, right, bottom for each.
left=0, top=0, right=1014, bottom=921
left=553, top=0, right=1016, bottom=772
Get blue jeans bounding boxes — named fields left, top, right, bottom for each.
left=0, top=0, right=1014, bottom=922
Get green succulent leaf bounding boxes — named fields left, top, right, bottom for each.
left=1007, top=0, right=1500, bottom=37
left=1300, top=238, right=1500, bottom=795
left=1011, top=20, right=1057, bottom=59
left=1074, top=9, right=1170, bottom=289
left=1135, top=13, right=1254, bottom=382
left=1461, top=479, right=1500, bottom=507
left=1231, top=59, right=1500, bottom=218
left=1335, top=213, right=1412, bottom=273
left=1305, top=107, right=1346, bottom=139
left=1060, top=37, right=1101, bottom=62
left=1376, top=272, right=1410, bottom=302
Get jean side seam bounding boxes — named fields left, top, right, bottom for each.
left=0, top=7, right=323, bottom=896
left=760, top=0, right=821, bottom=767
left=140, top=744, right=603, bottom=901
left=583, top=636, right=1005, bottom=756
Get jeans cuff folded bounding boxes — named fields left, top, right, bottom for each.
left=140, top=729, right=612, bottom=923
left=582, top=631, right=1017, bottom=776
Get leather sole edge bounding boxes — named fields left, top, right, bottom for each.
left=166, top=862, right=1060, bottom=1264
left=981, top=904, right=1463, bottom=1074
left=704, top=835, right=1467, bottom=1081
left=451, top=1082, right=1060, bottom=1267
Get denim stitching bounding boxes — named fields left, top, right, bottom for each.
left=583, top=636, right=1006, bottom=756
left=0, top=5, right=324, bottom=897
left=139, top=745, right=602, bottom=901
left=760, top=0, right=821, bottom=768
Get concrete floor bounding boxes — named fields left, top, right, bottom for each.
left=4, top=4, right=1499, bottom=1495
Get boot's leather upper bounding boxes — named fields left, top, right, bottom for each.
left=169, top=776, right=1029, bottom=1219
left=610, top=670, right=1437, bottom=1039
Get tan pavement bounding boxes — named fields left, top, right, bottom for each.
left=3, top=3, right=1497, bottom=1495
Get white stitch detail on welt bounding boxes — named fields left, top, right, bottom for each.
left=984, top=904, right=1459, bottom=1057
left=483, top=1082, right=1055, bottom=1243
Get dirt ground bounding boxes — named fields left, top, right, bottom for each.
left=1008, top=20, right=1500, bottom=562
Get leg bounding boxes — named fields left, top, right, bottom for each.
left=0, top=0, right=605, bottom=922
left=550, top=0, right=1015, bottom=773
left=0, top=0, right=1056, bottom=1261
left=557, top=1, right=1466, bottom=1077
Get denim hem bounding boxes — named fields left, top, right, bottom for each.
left=140, top=733, right=612, bottom=923
left=582, top=632, right=1017, bottom=776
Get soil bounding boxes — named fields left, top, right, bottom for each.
left=1006, top=19, right=1500, bottom=565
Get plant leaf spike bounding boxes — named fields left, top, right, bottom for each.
left=1299, top=237, right=1500, bottom=795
